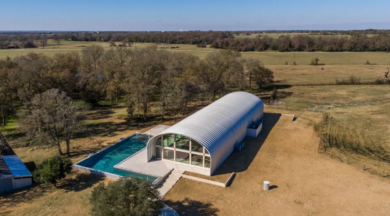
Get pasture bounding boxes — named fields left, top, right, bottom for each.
left=1, top=40, right=390, bottom=215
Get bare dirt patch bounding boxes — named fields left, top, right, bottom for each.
left=164, top=112, right=390, bottom=216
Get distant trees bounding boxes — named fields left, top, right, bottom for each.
left=90, top=177, right=163, bottom=216
left=18, top=89, right=86, bottom=156
left=2, top=31, right=390, bottom=52
left=33, top=155, right=72, bottom=187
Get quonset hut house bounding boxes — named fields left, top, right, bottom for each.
left=146, top=91, right=264, bottom=176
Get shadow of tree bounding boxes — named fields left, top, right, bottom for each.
left=165, top=197, right=219, bottom=216
left=85, top=107, right=115, bottom=121
left=58, top=173, right=103, bottom=192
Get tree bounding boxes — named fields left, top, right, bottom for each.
left=18, top=89, right=86, bottom=156
left=33, top=155, right=72, bottom=187
left=39, top=35, right=48, bottom=49
left=102, top=47, right=132, bottom=102
left=245, top=58, right=261, bottom=90
left=122, top=48, right=165, bottom=120
left=90, top=177, right=163, bottom=216
left=52, top=34, right=61, bottom=45
left=79, top=45, right=105, bottom=104
left=250, top=63, right=274, bottom=89
left=197, top=50, right=241, bottom=101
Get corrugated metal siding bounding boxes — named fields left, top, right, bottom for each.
left=0, top=177, right=14, bottom=194
left=147, top=91, right=264, bottom=175
left=2, top=155, right=32, bottom=178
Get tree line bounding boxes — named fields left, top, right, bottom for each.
left=2, top=31, right=390, bottom=52
left=211, top=33, right=390, bottom=52
left=0, top=45, right=273, bottom=129
left=0, top=31, right=234, bottom=49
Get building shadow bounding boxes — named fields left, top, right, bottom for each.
left=269, top=185, right=278, bottom=190
left=58, top=173, right=103, bottom=192
left=212, top=112, right=281, bottom=176
left=164, top=197, right=219, bottom=216
left=0, top=183, right=51, bottom=208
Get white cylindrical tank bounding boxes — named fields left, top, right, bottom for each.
left=263, top=181, right=270, bottom=191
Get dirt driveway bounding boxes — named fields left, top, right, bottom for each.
left=164, top=113, right=390, bottom=216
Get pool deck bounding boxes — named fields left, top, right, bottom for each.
left=114, top=149, right=171, bottom=177
left=114, top=149, right=210, bottom=177
left=144, top=125, right=171, bottom=136
left=115, top=124, right=210, bottom=177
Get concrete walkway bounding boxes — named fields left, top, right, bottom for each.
left=156, top=169, right=184, bottom=198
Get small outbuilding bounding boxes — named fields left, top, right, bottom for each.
left=0, top=155, right=32, bottom=194
left=146, top=91, right=264, bottom=176
left=0, top=134, right=32, bottom=194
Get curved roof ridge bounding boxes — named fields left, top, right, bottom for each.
left=152, top=91, right=263, bottom=155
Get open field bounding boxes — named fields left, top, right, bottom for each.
left=269, top=65, right=388, bottom=84
left=1, top=40, right=390, bottom=215
left=2, top=40, right=390, bottom=65
left=1, top=40, right=389, bottom=87
left=265, top=85, right=390, bottom=144
left=164, top=113, right=390, bottom=216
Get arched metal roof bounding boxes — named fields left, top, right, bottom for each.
left=147, top=91, right=264, bottom=174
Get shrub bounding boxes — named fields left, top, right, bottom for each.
left=90, top=177, right=163, bottom=216
left=33, top=155, right=72, bottom=187
left=335, top=76, right=361, bottom=85
left=310, top=57, right=320, bottom=65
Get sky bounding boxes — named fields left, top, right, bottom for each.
left=0, top=0, right=389, bottom=31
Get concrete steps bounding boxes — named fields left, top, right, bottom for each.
left=157, top=170, right=184, bottom=198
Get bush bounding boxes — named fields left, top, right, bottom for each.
left=335, top=76, right=361, bottom=85
left=310, top=57, right=320, bottom=65
left=33, top=155, right=72, bottom=187
left=90, top=177, right=163, bottom=216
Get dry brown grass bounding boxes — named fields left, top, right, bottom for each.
left=269, top=65, right=389, bottom=84
left=164, top=113, right=390, bottom=216
left=0, top=172, right=114, bottom=216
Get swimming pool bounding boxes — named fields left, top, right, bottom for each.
left=76, top=133, right=157, bottom=182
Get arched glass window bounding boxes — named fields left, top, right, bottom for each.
left=176, top=135, right=190, bottom=150
left=191, top=140, right=203, bottom=153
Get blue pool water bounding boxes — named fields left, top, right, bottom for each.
left=77, top=134, right=157, bottom=182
